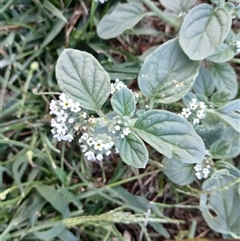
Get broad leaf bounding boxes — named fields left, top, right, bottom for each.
left=193, top=66, right=215, bottom=97
left=207, top=43, right=235, bottom=63
left=162, top=157, right=195, bottom=185
left=138, top=38, right=200, bottom=104
left=116, top=132, right=148, bottom=168
left=210, top=89, right=232, bottom=107
left=36, top=185, right=70, bottom=218
left=179, top=4, right=231, bottom=60
left=160, top=0, right=196, bottom=13
left=97, top=3, right=145, bottom=39
left=210, top=140, right=230, bottom=158
left=200, top=170, right=240, bottom=236
left=111, top=87, right=136, bottom=117
left=56, top=49, right=110, bottom=112
left=218, top=99, right=240, bottom=114
left=214, top=161, right=240, bottom=178
left=205, top=109, right=240, bottom=132
left=134, top=110, right=205, bottom=163
left=208, top=63, right=237, bottom=99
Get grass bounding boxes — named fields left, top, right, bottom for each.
left=1, top=0, right=239, bottom=240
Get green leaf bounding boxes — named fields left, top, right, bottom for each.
left=160, top=0, right=196, bottom=13
left=97, top=3, right=145, bottom=39
left=134, top=110, right=205, bottom=163
left=215, top=161, right=240, bottom=178
left=111, top=87, right=136, bottom=117
left=210, top=140, right=230, bottom=158
left=179, top=4, right=231, bottom=60
left=116, top=132, right=148, bottom=168
left=200, top=170, right=240, bottom=236
left=207, top=43, right=235, bottom=63
left=193, top=66, right=215, bottom=97
left=36, top=185, right=70, bottom=218
left=210, top=89, right=232, bottom=107
left=138, top=38, right=200, bottom=104
left=205, top=109, right=240, bottom=132
left=162, top=157, right=195, bottom=185
left=208, top=63, right=238, bottom=99
left=56, top=49, right=110, bottom=112
left=34, top=223, right=66, bottom=240
left=218, top=99, right=240, bottom=114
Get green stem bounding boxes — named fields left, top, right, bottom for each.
left=230, top=58, right=240, bottom=64
left=142, top=0, right=180, bottom=29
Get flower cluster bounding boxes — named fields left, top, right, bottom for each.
left=110, top=79, right=127, bottom=95
left=50, top=93, right=87, bottom=142
left=194, top=150, right=213, bottom=180
left=79, top=133, right=114, bottom=161
left=108, top=115, right=131, bottom=139
left=180, top=98, right=207, bottom=125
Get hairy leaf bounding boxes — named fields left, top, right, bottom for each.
left=134, top=110, right=205, bottom=163
left=116, top=132, right=148, bottom=168
left=138, top=38, right=200, bottom=104
left=97, top=3, right=145, bottom=39
left=111, top=87, right=136, bottom=117
left=160, top=0, right=196, bottom=13
left=179, top=4, right=231, bottom=60
left=56, top=49, right=110, bottom=112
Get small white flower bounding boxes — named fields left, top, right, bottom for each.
left=96, top=153, right=103, bottom=161
left=236, top=40, right=240, bottom=48
left=114, top=125, right=121, bottom=131
left=80, top=112, right=87, bottom=119
left=199, top=102, right=207, bottom=109
left=189, top=99, right=198, bottom=110
left=81, top=133, right=89, bottom=141
left=84, top=151, right=96, bottom=161
left=197, top=109, right=205, bottom=119
left=195, top=172, right=202, bottom=180
left=94, top=140, right=104, bottom=151
left=71, top=102, right=81, bottom=112
left=59, top=93, right=67, bottom=102
left=87, top=137, right=95, bottom=147
left=60, top=98, right=73, bottom=109
left=56, top=110, right=68, bottom=122
left=56, top=122, right=68, bottom=135
left=51, top=118, right=58, bottom=127
left=105, top=150, right=111, bottom=156
left=122, top=127, right=131, bottom=136
left=81, top=145, right=88, bottom=152
left=181, top=108, right=191, bottom=118
left=53, top=133, right=64, bottom=142
left=68, top=118, right=74, bottom=123
left=62, top=134, right=74, bottom=142
left=49, top=100, right=58, bottom=114
left=194, top=164, right=202, bottom=172
left=193, top=118, right=200, bottom=125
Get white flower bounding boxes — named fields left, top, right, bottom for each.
left=56, top=110, right=68, bottom=122
left=68, top=118, right=74, bottom=123
left=193, top=118, right=200, bottom=125
left=62, top=134, right=74, bottom=142
left=71, top=102, right=81, bottom=112
left=81, top=145, right=88, bottom=152
left=105, top=150, right=111, bottom=156
left=194, top=164, right=202, bottom=172
left=87, top=137, right=95, bottom=147
left=81, top=133, right=89, bottom=141
left=49, top=100, right=58, bottom=114
left=199, top=102, right=207, bottom=109
left=51, top=118, right=58, bottom=127
left=53, top=133, right=64, bottom=142
left=80, top=112, right=87, bottom=119
left=195, top=172, right=202, bottom=180
left=84, top=151, right=96, bottom=161
left=96, top=153, right=103, bottom=161
left=122, top=127, right=131, bottom=136
left=59, top=93, right=67, bottom=102
left=181, top=108, right=191, bottom=118
left=94, top=140, right=104, bottom=151
left=114, top=125, right=121, bottom=131
left=56, top=122, right=68, bottom=135
left=94, top=0, right=108, bottom=3
left=236, top=40, right=240, bottom=48
left=189, top=99, right=198, bottom=110
left=59, top=94, right=73, bottom=109
left=197, top=109, right=205, bottom=119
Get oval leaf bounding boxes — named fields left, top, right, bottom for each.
left=210, top=140, right=230, bottom=158
left=207, top=43, right=235, bottom=63
left=138, top=38, right=200, bottom=104
left=36, top=185, right=70, bottom=218
left=162, top=157, right=195, bottom=185
left=56, top=49, right=110, bottom=112
left=160, top=0, right=196, bottom=13
left=208, top=63, right=237, bottom=99
left=193, top=66, right=215, bottom=97
left=34, top=223, right=65, bottom=240
left=200, top=170, right=240, bottom=236
left=179, top=4, right=231, bottom=60
left=97, top=3, right=145, bottom=39
left=111, top=87, right=136, bottom=117
left=116, top=132, right=148, bottom=168
left=210, top=89, right=232, bottom=107
left=134, top=110, right=205, bottom=163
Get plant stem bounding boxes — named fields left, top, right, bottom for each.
left=230, top=58, right=240, bottom=64
left=142, top=0, right=180, bottom=29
